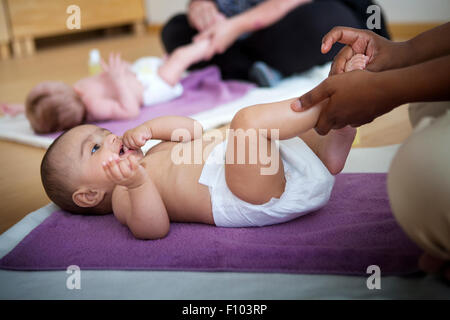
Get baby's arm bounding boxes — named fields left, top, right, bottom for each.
left=105, top=154, right=170, bottom=240
left=100, top=53, right=141, bottom=118
left=83, top=97, right=139, bottom=121
left=122, top=116, right=203, bottom=149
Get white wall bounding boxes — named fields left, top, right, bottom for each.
left=144, top=0, right=450, bottom=24
left=376, top=0, right=450, bottom=23
left=145, top=0, right=189, bottom=24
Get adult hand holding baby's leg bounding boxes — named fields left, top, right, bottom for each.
left=102, top=154, right=148, bottom=189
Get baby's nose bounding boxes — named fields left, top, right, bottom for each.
left=106, top=133, right=118, bottom=146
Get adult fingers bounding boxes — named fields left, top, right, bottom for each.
left=315, top=112, right=335, bottom=136
left=329, top=45, right=354, bottom=76
left=321, top=26, right=367, bottom=54
left=291, top=80, right=333, bottom=112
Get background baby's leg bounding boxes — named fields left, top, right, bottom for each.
left=0, top=103, right=25, bottom=116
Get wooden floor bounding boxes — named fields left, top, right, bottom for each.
left=0, top=30, right=412, bottom=234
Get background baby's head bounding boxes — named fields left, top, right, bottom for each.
left=41, top=125, right=113, bottom=215
left=26, top=81, right=86, bottom=134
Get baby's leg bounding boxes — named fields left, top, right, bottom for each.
left=225, top=112, right=286, bottom=205
left=0, top=103, right=25, bottom=116
left=224, top=98, right=324, bottom=205
left=158, top=39, right=210, bottom=86
left=298, top=126, right=356, bottom=175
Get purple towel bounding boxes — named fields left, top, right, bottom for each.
left=43, top=66, right=255, bottom=139
left=0, top=174, right=422, bottom=275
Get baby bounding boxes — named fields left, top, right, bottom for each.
left=39, top=54, right=364, bottom=240
left=1, top=39, right=210, bottom=133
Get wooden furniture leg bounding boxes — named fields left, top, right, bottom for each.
left=0, top=42, right=10, bottom=60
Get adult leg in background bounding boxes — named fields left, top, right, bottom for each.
left=161, top=0, right=365, bottom=81
left=243, top=0, right=364, bottom=77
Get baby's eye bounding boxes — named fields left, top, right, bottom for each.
left=91, top=144, right=100, bottom=154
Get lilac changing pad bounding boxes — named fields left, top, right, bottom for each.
left=0, top=173, right=422, bottom=275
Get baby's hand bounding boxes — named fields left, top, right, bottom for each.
left=122, top=125, right=152, bottom=150
left=103, top=154, right=147, bottom=189
left=344, top=54, right=369, bottom=72
left=101, top=52, right=128, bottom=78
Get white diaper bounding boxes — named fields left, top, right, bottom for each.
left=199, top=137, right=335, bottom=227
left=131, top=57, right=183, bottom=106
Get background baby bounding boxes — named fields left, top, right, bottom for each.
left=1, top=39, right=210, bottom=134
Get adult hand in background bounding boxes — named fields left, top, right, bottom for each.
left=291, top=70, right=399, bottom=135
left=188, top=0, right=226, bottom=32
left=194, top=17, right=242, bottom=60
left=323, top=26, right=411, bottom=76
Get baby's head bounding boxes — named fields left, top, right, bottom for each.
left=41, top=124, right=144, bottom=215
left=26, top=81, right=86, bottom=134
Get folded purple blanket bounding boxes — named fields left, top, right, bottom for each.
left=0, top=174, right=422, bottom=275
left=43, top=66, right=255, bottom=139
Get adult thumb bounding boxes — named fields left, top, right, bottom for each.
left=291, top=81, right=331, bottom=112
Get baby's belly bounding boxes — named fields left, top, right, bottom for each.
left=146, top=137, right=226, bottom=225
left=164, top=163, right=214, bottom=224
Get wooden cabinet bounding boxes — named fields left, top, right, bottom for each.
left=0, top=0, right=10, bottom=59
left=3, top=0, right=146, bottom=58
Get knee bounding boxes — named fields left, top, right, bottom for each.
left=230, top=107, right=256, bottom=131
left=387, top=118, right=450, bottom=260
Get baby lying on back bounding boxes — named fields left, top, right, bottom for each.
left=1, top=39, right=210, bottom=133
left=38, top=53, right=365, bottom=240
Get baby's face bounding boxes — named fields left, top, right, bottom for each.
left=61, top=125, right=144, bottom=189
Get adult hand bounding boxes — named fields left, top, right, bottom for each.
left=291, top=70, right=399, bottom=135
left=323, top=26, right=411, bottom=76
left=194, top=17, right=242, bottom=60
left=188, top=0, right=226, bottom=32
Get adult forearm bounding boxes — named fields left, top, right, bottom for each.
left=233, top=0, right=311, bottom=34
left=379, top=54, right=450, bottom=106
left=405, top=22, right=450, bottom=66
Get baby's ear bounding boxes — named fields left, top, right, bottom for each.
left=72, top=187, right=106, bottom=208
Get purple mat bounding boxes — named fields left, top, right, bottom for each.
left=0, top=174, right=422, bottom=275
left=43, top=66, right=255, bottom=139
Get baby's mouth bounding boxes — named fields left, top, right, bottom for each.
left=119, top=144, right=128, bottom=156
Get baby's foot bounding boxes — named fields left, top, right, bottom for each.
left=319, top=126, right=356, bottom=175
left=344, top=54, right=369, bottom=72
left=0, top=103, right=25, bottom=116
